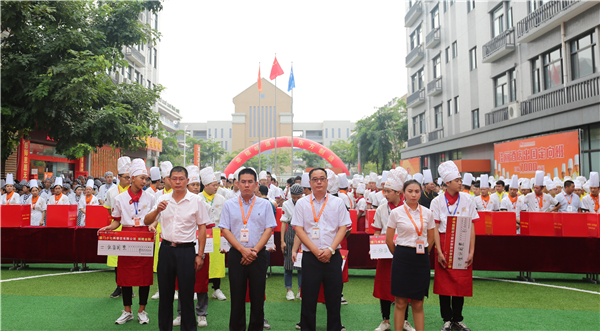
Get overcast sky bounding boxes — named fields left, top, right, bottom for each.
left=159, top=1, right=407, bottom=124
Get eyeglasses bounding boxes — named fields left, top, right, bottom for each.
left=311, top=177, right=327, bottom=183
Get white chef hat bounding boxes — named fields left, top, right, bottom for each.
left=413, top=173, right=424, bottom=184
left=214, top=172, right=221, bottom=183
left=463, top=173, right=473, bottom=186
left=575, top=154, right=579, bottom=166
left=337, top=173, right=349, bottom=189
left=356, top=183, right=366, bottom=194
left=326, top=169, right=338, bottom=194
left=406, top=174, right=413, bottom=181
left=439, top=161, right=461, bottom=184
left=160, top=161, right=173, bottom=178
left=369, top=173, right=377, bottom=183
left=150, top=167, right=161, bottom=181
left=117, top=156, right=132, bottom=175
left=200, top=167, right=217, bottom=185
left=590, top=172, right=599, bottom=188
left=381, top=171, right=389, bottom=184
left=29, top=179, right=39, bottom=188
left=562, top=163, right=566, bottom=173
left=534, top=170, right=545, bottom=186
left=547, top=181, right=556, bottom=191
left=574, top=181, right=582, bottom=190
left=583, top=181, right=591, bottom=194
left=129, top=158, right=148, bottom=178
left=259, top=171, right=267, bottom=181
left=480, top=174, right=489, bottom=189
left=568, top=159, right=574, bottom=169
left=301, top=173, right=310, bottom=188
left=186, top=165, right=200, bottom=184
left=6, top=173, right=14, bottom=186
left=423, top=169, right=433, bottom=184
left=272, top=174, right=277, bottom=180
left=52, top=177, right=63, bottom=188
left=234, top=167, right=245, bottom=181
left=352, top=177, right=360, bottom=188
left=554, top=178, right=563, bottom=187
left=564, top=176, right=572, bottom=181
left=437, top=178, right=443, bottom=186
left=86, top=179, right=95, bottom=188
left=385, top=167, right=408, bottom=191
left=376, top=175, right=383, bottom=189
left=362, top=176, right=369, bottom=184
left=576, top=176, right=586, bottom=184
left=544, top=178, right=553, bottom=187
left=509, top=175, right=519, bottom=189
left=520, top=178, right=530, bottom=190
left=228, top=173, right=234, bottom=180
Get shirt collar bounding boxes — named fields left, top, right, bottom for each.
left=311, top=192, right=329, bottom=203
left=240, top=194, right=256, bottom=205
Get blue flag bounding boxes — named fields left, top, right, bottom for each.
left=288, top=66, right=295, bottom=92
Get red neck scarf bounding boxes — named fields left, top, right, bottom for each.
left=128, top=187, right=143, bottom=204
left=55, top=193, right=63, bottom=203
left=388, top=195, right=404, bottom=210
left=86, top=195, right=93, bottom=204
left=445, top=191, right=459, bottom=206
left=6, top=191, right=14, bottom=201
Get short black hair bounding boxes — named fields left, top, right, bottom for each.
left=564, top=180, right=574, bottom=188
left=403, top=179, right=422, bottom=192
left=295, top=176, right=302, bottom=182
left=238, top=168, right=257, bottom=181
left=170, top=166, right=188, bottom=178
left=258, top=184, right=269, bottom=196
left=472, top=181, right=480, bottom=188
left=309, top=167, right=327, bottom=179
left=463, top=184, right=471, bottom=190
left=266, top=171, right=271, bottom=176
left=286, top=177, right=294, bottom=185
left=496, top=180, right=505, bottom=187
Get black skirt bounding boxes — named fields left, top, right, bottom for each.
left=391, top=245, right=431, bottom=300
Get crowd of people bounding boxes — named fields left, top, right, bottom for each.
left=1, top=158, right=599, bottom=331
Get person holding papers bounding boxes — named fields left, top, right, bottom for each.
left=431, top=161, right=479, bottom=331
left=555, top=179, right=582, bottom=213
left=98, top=159, right=156, bottom=325
left=523, top=171, right=561, bottom=212
left=582, top=172, right=599, bottom=213
left=372, top=167, right=415, bottom=331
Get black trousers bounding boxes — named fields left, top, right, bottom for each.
left=301, top=251, right=343, bottom=331
left=439, top=295, right=464, bottom=322
left=157, top=244, right=197, bottom=331
left=210, top=278, right=221, bottom=290
left=228, top=247, right=268, bottom=331
left=122, top=286, right=149, bottom=307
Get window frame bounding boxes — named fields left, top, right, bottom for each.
left=434, top=104, right=443, bottom=129
left=570, top=31, right=597, bottom=81
left=472, top=109, right=480, bottom=129
left=433, top=54, right=441, bottom=79
left=494, top=72, right=509, bottom=107
left=454, top=96, right=459, bottom=114
left=447, top=99, right=452, bottom=117
left=431, top=5, right=440, bottom=29
left=469, top=47, right=477, bottom=71
left=542, top=47, right=563, bottom=90
left=452, top=41, right=458, bottom=59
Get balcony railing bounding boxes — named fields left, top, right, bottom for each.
left=425, top=27, right=441, bottom=49
left=521, top=74, right=599, bottom=115
left=428, top=128, right=444, bottom=142
left=125, top=46, right=145, bottom=67
left=485, top=107, right=509, bottom=125
left=482, top=28, right=515, bottom=63
left=405, top=1, right=422, bottom=27
left=406, top=44, right=424, bottom=67
left=160, top=116, right=179, bottom=130
left=159, top=98, right=180, bottom=114
left=427, top=76, right=442, bottom=96
left=407, top=88, right=425, bottom=108
left=516, top=0, right=579, bottom=40
left=407, top=135, right=423, bottom=148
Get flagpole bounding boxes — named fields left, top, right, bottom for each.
left=290, top=62, right=294, bottom=177
left=274, top=53, right=278, bottom=177
left=258, top=62, right=262, bottom=172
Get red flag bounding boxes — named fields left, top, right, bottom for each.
left=270, top=56, right=284, bottom=80
left=258, top=67, right=262, bottom=92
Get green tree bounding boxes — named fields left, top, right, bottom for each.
left=198, top=139, right=226, bottom=169
left=1, top=1, right=164, bottom=161
left=264, top=148, right=292, bottom=175
left=158, top=130, right=184, bottom=165
left=329, top=139, right=356, bottom=171
left=295, top=150, right=327, bottom=170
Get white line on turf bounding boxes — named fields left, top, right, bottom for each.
left=1, top=269, right=109, bottom=283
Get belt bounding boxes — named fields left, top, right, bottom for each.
left=162, top=239, right=195, bottom=248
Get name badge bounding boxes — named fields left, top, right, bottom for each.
left=240, top=228, right=249, bottom=242
left=134, top=217, right=141, bottom=226
left=416, top=240, right=425, bottom=254
left=312, top=227, right=320, bottom=239
left=567, top=205, right=573, bottom=212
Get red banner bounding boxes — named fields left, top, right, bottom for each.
left=193, top=144, right=201, bottom=167
left=493, top=131, right=580, bottom=179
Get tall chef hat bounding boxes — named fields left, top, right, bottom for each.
left=413, top=173, right=424, bottom=184
left=463, top=173, right=473, bottom=186
left=534, top=170, right=545, bottom=186
left=52, top=176, right=63, bottom=188
left=5, top=173, right=14, bottom=186
left=520, top=178, right=531, bottom=190
left=337, top=173, right=349, bottom=189
left=590, top=172, right=599, bottom=188
left=29, top=179, right=39, bottom=188
left=301, top=173, right=310, bottom=188
left=117, top=156, right=132, bottom=175
left=509, top=175, right=519, bottom=189
left=554, top=178, right=563, bottom=187
left=381, top=171, right=390, bottom=184
left=326, top=169, right=338, bottom=194
left=576, top=176, right=587, bottom=184
left=129, top=158, right=148, bottom=177
left=356, top=183, right=366, bottom=194
left=150, top=167, right=161, bottom=181
left=160, top=161, right=173, bottom=178
left=86, top=179, right=95, bottom=188
left=376, top=176, right=383, bottom=189
left=439, top=161, right=461, bottom=184
left=568, top=158, right=574, bottom=169
left=186, top=165, right=200, bottom=184
left=423, top=169, right=433, bottom=184
left=385, top=167, right=408, bottom=192
left=574, top=181, right=582, bottom=190
left=369, top=172, right=377, bottom=183
left=583, top=181, right=591, bottom=194
left=480, top=174, right=489, bottom=189
left=200, top=167, right=217, bottom=185
left=437, top=178, right=443, bottom=186
left=259, top=171, right=268, bottom=181
left=547, top=181, right=556, bottom=191
left=352, top=177, right=360, bottom=188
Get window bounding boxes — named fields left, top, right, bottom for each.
left=543, top=48, right=562, bottom=89
left=571, top=31, right=597, bottom=80
left=472, top=109, right=480, bottom=129
left=527, top=0, right=546, bottom=14
left=507, top=3, right=513, bottom=29
left=531, top=58, right=541, bottom=94
left=447, top=99, right=452, bottom=117
left=445, top=47, right=450, bottom=63
left=225, top=141, right=227, bottom=150
left=469, top=47, right=477, bottom=71
left=221, top=128, right=224, bottom=139
left=154, top=13, right=158, bottom=30
left=147, top=80, right=151, bottom=89
left=229, top=128, right=232, bottom=138
left=419, top=113, right=426, bottom=134
left=434, top=104, right=443, bottom=129
left=433, top=55, right=441, bottom=78
left=410, top=24, right=422, bottom=50
left=450, top=0, right=454, bottom=5
left=492, top=6, right=504, bottom=38
left=135, top=70, right=140, bottom=83
left=412, top=114, right=426, bottom=136
left=444, top=0, right=447, bottom=12
left=509, top=69, right=516, bottom=102
left=214, top=129, right=217, bottom=139
left=454, top=96, right=459, bottom=114
left=325, top=129, right=328, bottom=138
left=431, top=5, right=439, bottom=29
left=121, top=66, right=125, bottom=76
left=338, top=128, right=341, bottom=138
left=332, top=128, right=335, bottom=139
left=140, top=74, right=143, bottom=84
left=467, top=0, right=475, bottom=12
left=494, top=73, right=508, bottom=107
left=412, top=117, right=418, bottom=136
left=148, top=47, right=152, bottom=65
left=411, top=67, right=424, bottom=93
left=452, top=41, right=458, bottom=58
left=154, top=49, right=157, bottom=69
left=127, top=67, right=132, bottom=80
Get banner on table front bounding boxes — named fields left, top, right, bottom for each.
left=399, top=157, right=420, bottom=175
left=97, top=230, right=155, bottom=257
left=493, top=131, right=579, bottom=180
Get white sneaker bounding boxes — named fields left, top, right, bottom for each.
left=286, top=290, right=295, bottom=300
left=375, top=321, right=391, bottom=331
left=198, top=315, right=208, bottom=327
left=138, top=310, right=149, bottom=325
left=174, top=290, right=179, bottom=300
left=173, top=316, right=181, bottom=326
left=296, top=291, right=301, bottom=300
left=403, top=320, right=416, bottom=331
left=341, top=296, right=348, bottom=305
left=115, top=310, right=133, bottom=325
left=194, top=293, right=198, bottom=301
left=151, top=291, right=159, bottom=300
left=212, top=289, right=226, bottom=301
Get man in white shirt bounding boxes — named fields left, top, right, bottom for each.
left=581, top=172, right=599, bottom=213
left=500, top=176, right=526, bottom=230
left=523, top=171, right=561, bottom=212
left=98, top=171, right=115, bottom=205
left=555, top=180, right=582, bottom=213
left=473, top=175, right=498, bottom=211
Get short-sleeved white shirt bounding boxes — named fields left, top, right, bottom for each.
left=581, top=194, right=599, bottom=213
left=522, top=193, right=559, bottom=212
left=387, top=204, right=435, bottom=247
left=152, top=191, right=209, bottom=243
left=47, top=194, right=70, bottom=205
left=1, top=192, right=21, bottom=205
left=555, top=192, right=582, bottom=213
left=112, top=190, right=155, bottom=226
left=431, top=192, right=479, bottom=233
left=280, top=199, right=295, bottom=224
left=372, top=202, right=401, bottom=235
left=339, top=191, right=353, bottom=209
left=355, top=196, right=367, bottom=212
left=78, top=194, right=100, bottom=210
left=500, top=195, right=526, bottom=219
left=474, top=195, right=499, bottom=211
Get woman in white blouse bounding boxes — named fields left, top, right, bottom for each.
left=78, top=180, right=100, bottom=226
left=25, top=180, right=47, bottom=226
left=386, top=173, right=435, bottom=331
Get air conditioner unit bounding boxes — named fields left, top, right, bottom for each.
left=420, top=134, right=428, bottom=144
left=507, top=102, right=520, bottom=120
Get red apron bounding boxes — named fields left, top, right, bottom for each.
left=433, top=233, right=473, bottom=297
left=341, top=238, right=349, bottom=283
left=175, top=253, right=210, bottom=293
left=373, top=259, right=394, bottom=301
left=116, top=226, right=154, bottom=287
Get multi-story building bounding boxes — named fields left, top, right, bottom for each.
left=401, top=0, right=599, bottom=179
left=178, top=121, right=233, bottom=153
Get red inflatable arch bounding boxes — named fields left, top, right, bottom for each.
left=224, top=136, right=350, bottom=176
